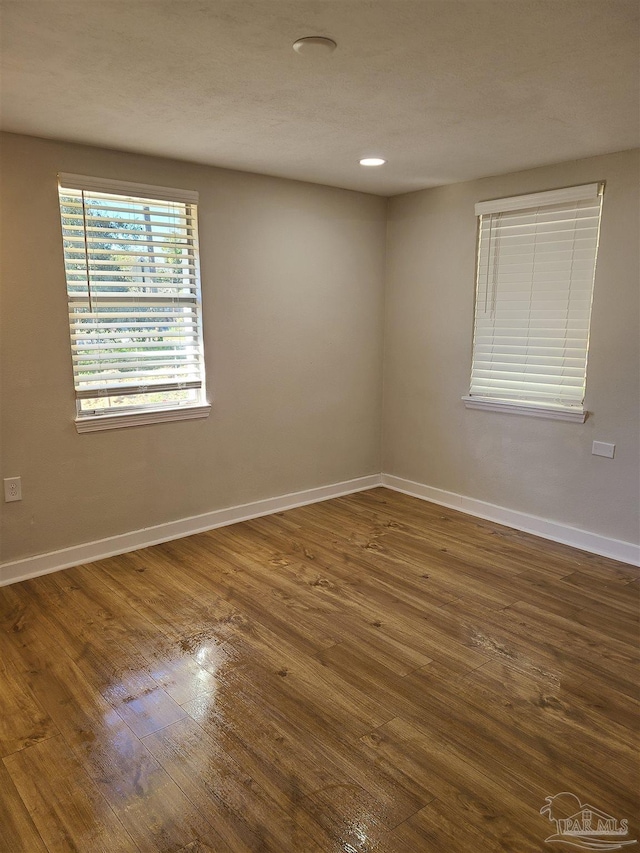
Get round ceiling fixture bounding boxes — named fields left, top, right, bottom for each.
left=359, top=158, right=386, bottom=167
left=292, top=36, right=337, bottom=55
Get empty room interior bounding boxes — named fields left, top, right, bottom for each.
left=0, top=2, right=639, bottom=851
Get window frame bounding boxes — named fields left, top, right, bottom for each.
left=463, top=182, right=604, bottom=422
left=57, top=173, right=211, bottom=433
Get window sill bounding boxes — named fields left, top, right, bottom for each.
left=75, top=404, right=211, bottom=433
left=462, top=396, right=587, bottom=423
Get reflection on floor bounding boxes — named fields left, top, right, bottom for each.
left=1, top=487, right=638, bottom=852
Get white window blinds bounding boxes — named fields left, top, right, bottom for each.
left=467, top=183, right=604, bottom=416
left=57, top=174, right=207, bottom=421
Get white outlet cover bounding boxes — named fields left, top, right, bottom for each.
left=592, top=441, right=615, bottom=459
left=4, top=476, right=22, bottom=501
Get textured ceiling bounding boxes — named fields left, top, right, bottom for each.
left=1, top=0, right=638, bottom=195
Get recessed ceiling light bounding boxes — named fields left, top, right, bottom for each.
left=293, top=37, right=337, bottom=55
left=359, top=158, right=386, bottom=167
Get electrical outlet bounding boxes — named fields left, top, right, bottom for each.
left=4, top=476, right=22, bottom=502
left=592, top=441, right=615, bottom=459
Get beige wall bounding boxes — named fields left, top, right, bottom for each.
left=383, top=149, right=640, bottom=545
left=2, top=136, right=638, bottom=565
left=0, top=133, right=387, bottom=562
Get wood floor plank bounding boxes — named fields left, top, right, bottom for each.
left=558, top=568, right=640, bottom=613
left=364, top=716, right=555, bottom=852
left=3, top=736, right=137, bottom=853
left=342, top=488, right=581, bottom=579
left=442, top=595, right=639, bottom=696
left=400, top=664, right=639, bottom=820
left=180, top=673, right=348, bottom=808
left=60, top=564, right=239, bottom=712
left=230, top=520, right=489, bottom=676
left=512, top=569, right=640, bottom=621
left=294, top=781, right=389, bottom=852
left=571, top=600, right=640, bottom=645
left=92, top=547, right=240, bottom=644
left=0, top=762, right=49, bottom=853
left=385, top=795, right=542, bottom=853
left=458, top=661, right=639, bottom=793
left=18, top=571, right=190, bottom=737
left=0, top=590, right=231, bottom=852
left=182, top=661, right=431, bottom=832
left=185, top=621, right=394, bottom=745
left=278, top=499, right=524, bottom=611
left=568, top=677, right=640, bottom=732
left=473, top=660, right=638, bottom=752
left=1, top=488, right=637, bottom=853
left=0, top=627, right=58, bottom=758
left=143, top=716, right=328, bottom=853
left=316, top=645, right=574, bottom=817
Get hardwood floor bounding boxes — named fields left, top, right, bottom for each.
left=0, top=487, right=638, bottom=852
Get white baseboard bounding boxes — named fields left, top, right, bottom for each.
left=3, top=470, right=637, bottom=586
left=0, top=474, right=382, bottom=587
left=381, top=474, right=640, bottom=567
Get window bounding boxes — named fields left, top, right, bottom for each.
left=463, top=182, right=604, bottom=422
left=57, top=174, right=210, bottom=432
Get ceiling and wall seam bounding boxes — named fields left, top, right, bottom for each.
left=2, top=1, right=638, bottom=196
